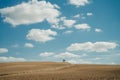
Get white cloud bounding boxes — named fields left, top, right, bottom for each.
left=74, top=23, right=91, bottom=31
left=52, top=20, right=90, bottom=30
left=0, top=48, right=8, bottom=53
left=95, top=28, right=102, bottom=32
left=26, top=29, right=57, bottom=43
left=24, top=43, right=34, bottom=48
left=51, top=24, right=65, bottom=30
left=0, top=56, right=26, bottom=62
left=63, top=19, right=76, bottom=28
left=40, top=52, right=55, bottom=57
left=87, top=12, right=93, bottom=16
left=54, top=52, right=80, bottom=58
left=69, top=0, right=89, bottom=7
left=73, top=14, right=80, bottom=18
left=67, top=42, right=118, bottom=52
left=0, top=0, right=60, bottom=26
left=111, top=62, right=116, bottom=65
left=92, top=57, right=102, bottom=60
left=64, top=30, right=73, bottom=34
left=52, top=17, right=76, bottom=29
left=81, top=17, right=86, bottom=19
left=68, top=59, right=92, bottom=64
left=31, top=0, right=38, bottom=3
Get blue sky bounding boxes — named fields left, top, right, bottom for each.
left=0, top=0, right=120, bottom=64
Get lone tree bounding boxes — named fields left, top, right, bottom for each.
left=62, top=59, right=66, bottom=62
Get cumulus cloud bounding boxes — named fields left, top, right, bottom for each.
left=67, top=42, right=118, bottom=52
left=81, top=17, right=86, bottom=19
left=68, top=59, right=92, bottom=64
left=87, top=12, right=93, bottom=16
left=40, top=52, right=55, bottom=57
left=74, top=23, right=91, bottom=31
left=63, top=19, right=76, bottom=28
left=39, top=51, right=80, bottom=59
left=24, top=43, right=34, bottom=48
left=26, top=29, right=57, bottom=43
left=54, top=52, right=80, bottom=58
left=51, top=24, right=65, bottom=30
left=51, top=16, right=90, bottom=31
left=0, top=56, right=26, bottom=62
left=95, top=28, right=102, bottom=32
left=69, top=0, right=89, bottom=7
left=0, top=0, right=60, bottom=26
left=73, top=14, right=80, bottom=18
left=63, top=30, right=73, bottom=34
left=93, top=57, right=102, bottom=60
left=0, top=48, right=8, bottom=53
left=52, top=17, right=76, bottom=29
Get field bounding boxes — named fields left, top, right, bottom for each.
left=0, top=62, right=120, bottom=80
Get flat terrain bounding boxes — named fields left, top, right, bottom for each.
left=0, top=62, right=120, bottom=80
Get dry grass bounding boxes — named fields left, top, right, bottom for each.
left=0, top=62, right=120, bottom=80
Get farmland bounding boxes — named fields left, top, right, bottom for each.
left=0, top=62, right=120, bottom=80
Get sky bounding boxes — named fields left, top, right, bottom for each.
left=0, top=0, right=120, bottom=64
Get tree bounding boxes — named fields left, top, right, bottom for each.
left=63, top=59, right=66, bottom=62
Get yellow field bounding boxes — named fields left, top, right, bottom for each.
left=0, top=62, right=120, bottom=80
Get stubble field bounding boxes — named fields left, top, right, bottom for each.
left=0, top=62, right=120, bottom=80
